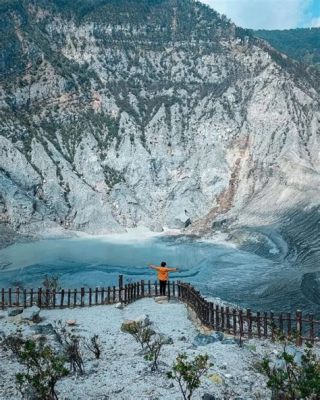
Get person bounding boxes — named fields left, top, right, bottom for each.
left=148, top=261, right=178, bottom=296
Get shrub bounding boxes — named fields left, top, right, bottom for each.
left=0, top=329, right=25, bottom=356
left=121, top=319, right=156, bottom=349
left=64, top=334, right=84, bottom=374
left=260, top=335, right=320, bottom=400
left=53, top=320, right=85, bottom=375
left=15, top=337, right=68, bottom=400
left=85, top=335, right=102, bottom=360
left=121, top=319, right=170, bottom=371
left=167, top=353, right=211, bottom=400
left=144, top=334, right=168, bottom=371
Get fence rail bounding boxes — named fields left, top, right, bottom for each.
left=1, top=276, right=320, bottom=345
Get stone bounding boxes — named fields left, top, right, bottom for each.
left=21, top=306, right=40, bottom=322
left=202, top=394, right=216, bottom=400
left=66, top=319, right=77, bottom=326
left=32, top=323, right=55, bottom=336
left=221, top=338, right=238, bottom=345
left=155, top=296, right=168, bottom=304
left=134, top=314, right=150, bottom=326
left=114, top=302, right=124, bottom=309
left=160, top=334, right=173, bottom=345
left=7, top=308, right=23, bottom=317
left=193, top=333, right=220, bottom=346
left=208, top=374, right=223, bottom=385
left=244, top=344, right=257, bottom=352
left=212, top=332, right=224, bottom=341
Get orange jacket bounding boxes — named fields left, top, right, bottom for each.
left=154, top=267, right=175, bottom=281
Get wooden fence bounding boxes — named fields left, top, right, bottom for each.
left=1, top=276, right=319, bottom=345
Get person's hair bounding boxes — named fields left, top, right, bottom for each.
left=160, top=261, right=166, bottom=267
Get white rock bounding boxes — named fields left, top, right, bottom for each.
left=21, top=306, right=40, bottom=322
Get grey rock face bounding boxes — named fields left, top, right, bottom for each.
left=0, top=1, right=319, bottom=239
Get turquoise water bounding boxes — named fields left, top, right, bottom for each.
left=0, top=234, right=317, bottom=314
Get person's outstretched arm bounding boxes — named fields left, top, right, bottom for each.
left=148, top=264, right=158, bottom=270
left=168, top=267, right=178, bottom=271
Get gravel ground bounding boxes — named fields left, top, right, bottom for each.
left=0, top=298, right=302, bottom=400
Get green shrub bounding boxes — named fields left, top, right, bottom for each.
left=259, top=329, right=320, bottom=399
left=121, top=319, right=156, bottom=349
left=167, top=353, right=211, bottom=400
left=15, top=337, right=68, bottom=400
left=121, top=318, right=170, bottom=371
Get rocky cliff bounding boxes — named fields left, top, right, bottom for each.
left=0, top=0, right=319, bottom=251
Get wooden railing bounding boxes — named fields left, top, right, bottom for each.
left=1, top=276, right=319, bottom=345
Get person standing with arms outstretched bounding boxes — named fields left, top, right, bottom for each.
left=148, top=261, right=178, bottom=296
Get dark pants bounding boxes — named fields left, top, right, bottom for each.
left=159, top=280, right=167, bottom=296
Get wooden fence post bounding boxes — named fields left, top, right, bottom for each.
left=270, top=311, right=275, bottom=341
left=296, top=310, right=302, bottom=346
left=30, top=288, right=34, bottom=306
left=95, top=287, right=99, bottom=305
left=37, top=288, right=42, bottom=308
left=263, top=312, right=268, bottom=338
left=177, top=281, right=181, bottom=298
left=247, top=309, right=252, bottom=338
left=279, top=313, right=283, bottom=334
left=226, top=307, right=230, bottom=333
left=221, top=306, right=225, bottom=331
left=141, top=280, right=145, bottom=297
left=239, top=309, right=243, bottom=346
left=257, top=311, right=261, bottom=338
left=287, top=312, right=292, bottom=338
left=133, top=283, right=137, bottom=300
left=215, top=305, right=220, bottom=330
left=113, top=286, right=116, bottom=302
left=119, top=275, right=123, bottom=302
left=128, top=284, right=131, bottom=303
left=148, top=280, right=151, bottom=296
left=1, top=288, right=5, bottom=309
left=89, top=288, right=92, bottom=306
left=67, top=289, right=71, bottom=307
left=81, top=288, right=85, bottom=307
left=73, top=289, right=77, bottom=307
left=209, top=302, right=214, bottom=327
left=23, top=289, right=27, bottom=308
left=16, top=287, right=20, bottom=307
left=45, top=289, right=50, bottom=307
left=53, top=290, right=56, bottom=308
left=101, top=287, right=105, bottom=304
left=168, top=281, right=171, bottom=299
left=232, top=309, right=237, bottom=336
left=60, top=289, right=65, bottom=308
left=309, top=313, right=314, bottom=343
left=137, top=282, right=140, bottom=298
left=124, top=284, right=128, bottom=303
